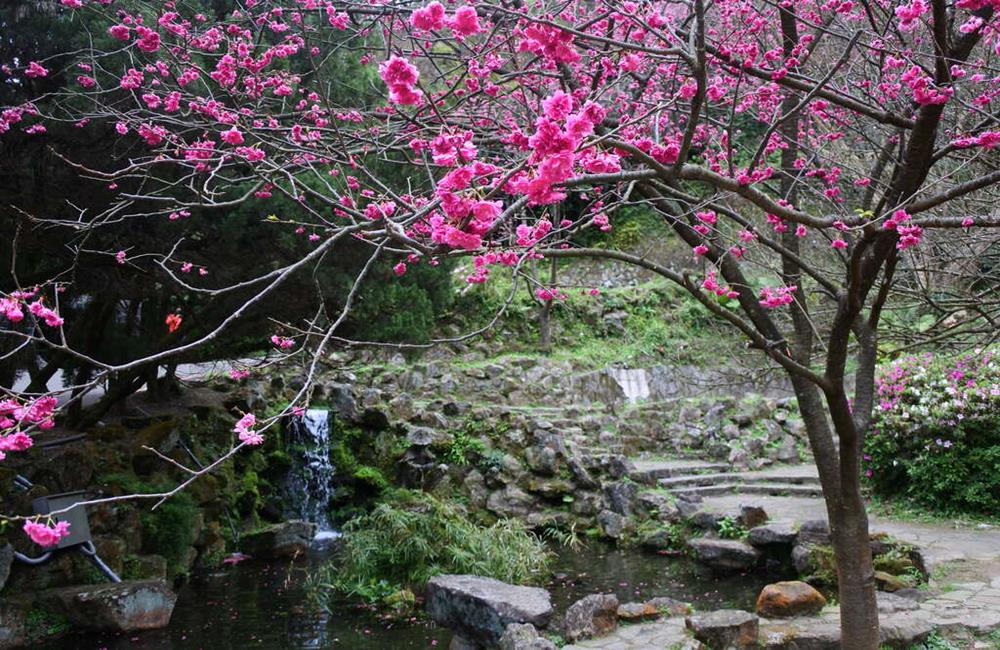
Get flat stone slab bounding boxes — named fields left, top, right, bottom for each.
left=688, top=538, right=762, bottom=571
left=425, top=575, right=553, bottom=647
left=41, top=580, right=176, bottom=632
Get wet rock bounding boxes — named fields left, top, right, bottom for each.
left=563, top=594, right=618, bottom=642
left=240, top=520, right=316, bottom=559
left=41, top=580, right=177, bottom=632
left=425, top=575, right=553, bottom=648
left=498, top=623, right=557, bottom=650
left=596, top=510, right=630, bottom=540
left=747, top=522, right=798, bottom=551
left=756, top=581, right=827, bottom=617
left=685, top=609, right=759, bottom=649
left=688, top=538, right=762, bottom=572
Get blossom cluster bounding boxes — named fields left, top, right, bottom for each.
left=23, top=519, right=71, bottom=547
left=0, top=396, right=57, bottom=460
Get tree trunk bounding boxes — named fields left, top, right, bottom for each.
left=830, top=492, right=879, bottom=649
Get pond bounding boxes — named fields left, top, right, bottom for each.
left=40, top=543, right=782, bottom=649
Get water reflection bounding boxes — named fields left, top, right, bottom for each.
left=40, top=543, right=779, bottom=649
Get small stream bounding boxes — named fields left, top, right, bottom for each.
left=41, top=544, right=777, bottom=649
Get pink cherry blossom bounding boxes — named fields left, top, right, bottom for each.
left=23, top=520, right=70, bottom=547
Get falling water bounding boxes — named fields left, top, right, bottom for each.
left=284, top=409, right=338, bottom=539
left=609, top=367, right=650, bottom=404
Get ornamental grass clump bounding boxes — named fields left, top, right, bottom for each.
left=866, top=348, right=1000, bottom=514
left=310, top=490, right=551, bottom=605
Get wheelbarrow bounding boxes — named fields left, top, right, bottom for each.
left=12, top=486, right=122, bottom=582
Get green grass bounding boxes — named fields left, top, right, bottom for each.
left=308, top=490, right=552, bottom=607
left=451, top=273, right=748, bottom=370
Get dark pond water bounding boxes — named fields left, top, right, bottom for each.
left=41, top=544, right=782, bottom=649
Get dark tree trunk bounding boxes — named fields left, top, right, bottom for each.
left=830, top=489, right=879, bottom=649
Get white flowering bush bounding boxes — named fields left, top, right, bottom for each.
left=865, top=347, right=1000, bottom=513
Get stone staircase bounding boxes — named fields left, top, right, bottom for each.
left=629, top=460, right=822, bottom=499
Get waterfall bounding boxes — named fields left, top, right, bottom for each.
left=284, top=409, right=339, bottom=540
left=609, top=367, right=650, bottom=404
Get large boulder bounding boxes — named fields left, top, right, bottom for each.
left=41, top=580, right=176, bottom=631
left=563, top=594, right=618, bottom=642
left=425, top=575, right=553, bottom=648
left=688, top=538, right=763, bottom=572
left=241, top=520, right=316, bottom=558
left=756, top=581, right=827, bottom=617
left=685, top=609, right=759, bottom=649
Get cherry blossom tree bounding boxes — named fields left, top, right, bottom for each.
left=3, top=1, right=1000, bottom=646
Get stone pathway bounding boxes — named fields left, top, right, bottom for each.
left=566, top=458, right=1000, bottom=646
left=565, top=578, right=1000, bottom=649
left=631, top=459, right=1000, bottom=571
left=698, top=493, right=1000, bottom=570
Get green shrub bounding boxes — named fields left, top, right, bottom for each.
left=310, top=490, right=551, bottom=604
left=716, top=516, right=748, bottom=540
left=141, top=492, right=199, bottom=573
left=865, top=348, right=1000, bottom=514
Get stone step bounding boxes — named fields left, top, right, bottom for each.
left=629, top=460, right=732, bottom=484
left=671, top=483, right=823, bottom=498
left=657, top=472, right=820, bottom=489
